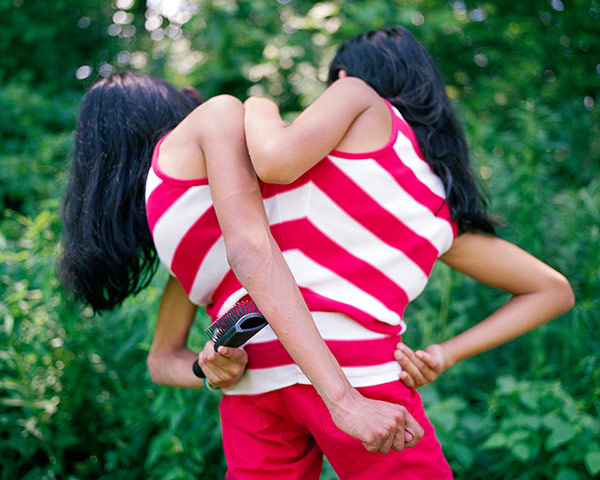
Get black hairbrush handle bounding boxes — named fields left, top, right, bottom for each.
left=192, top=312, right=267, bottom=379
left=192, top=359, right=206, bottom=378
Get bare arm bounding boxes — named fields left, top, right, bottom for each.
left=439, top=233, right=574, bottom=363
left=396, top=232, right=575, bottom=387
left=244, top=77, right=391, bottom=183
left=147, top=275, right=248, bottom=389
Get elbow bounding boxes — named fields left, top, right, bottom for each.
left=256, top=167, right=301, bottom=185
left=250, top=142, right=299, bottom=184
left=560, top=277, right=576, bottom=315
left=225, top=229, right=274, bottom=279
left=549, top=272, right=576, bottom=317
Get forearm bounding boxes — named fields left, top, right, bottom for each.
left=228, top=233, right=354, bottom=407
left=147, top=346, right=204, bottom=388
left=397, top=280, right=574, bottom=389
left=441, top=286, right=574, bottom=367
left=244, top=81, right=373, bottom=184
left=438, top=233, right=574, bottom=368
left=203, top=99, right=355, bottom=406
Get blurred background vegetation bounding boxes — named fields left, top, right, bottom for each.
left=0, top=0, right=598, bottom=479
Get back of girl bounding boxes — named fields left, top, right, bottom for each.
left=60, top=68, right=428, bottom=477
left=242, top=24, right=573, bottom=479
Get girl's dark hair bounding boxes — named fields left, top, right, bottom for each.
left=328, top=25, right=496, bottom=234
left=59, top=72, right=201, bottom=311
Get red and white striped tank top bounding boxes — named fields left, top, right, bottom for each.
left=145, top=99, right=457, bottom=395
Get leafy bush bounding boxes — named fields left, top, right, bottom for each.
left=480, top=376, right=600, bottom=479
left=1, top=1, right=598, bottom=479
left=0, top=209, right=225, bottom=479
left=0, top=84, right=78, bottom=215
left=403, top=81, right=599, bottom=480
left=420, top=377, right=600, bottom=480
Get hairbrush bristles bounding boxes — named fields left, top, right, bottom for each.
left=192, top=299, right=268, bottom=378
left=205, top=300, right=259, bottom=339
left=204, top=299, right=267, bottom=350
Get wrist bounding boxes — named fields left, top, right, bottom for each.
left=203, top=377, right=221, bottom=392
left=320, top=381, right=360, bottom=413
left=438, top=341, right=458, bottom=369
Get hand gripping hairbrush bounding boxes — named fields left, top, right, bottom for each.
left=192, top=299, right=267, bottom=378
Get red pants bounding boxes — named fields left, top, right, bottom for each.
left=219, top=381, right=453, bottom=480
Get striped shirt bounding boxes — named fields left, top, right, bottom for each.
left=145, top=99, right=457, bottom=395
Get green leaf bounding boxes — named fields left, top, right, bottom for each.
left=482, top=432, right=508, bottom=450
left=2, top=313, right=14, bottom=336
left=508, top=430, right=530, bottom=445
left=518, top=389, right=539, bottom=410
left=518, top=414, right=542, bottom=431
left=545, top=420, right=577, bottom=451
left=585, top=450, right=600, bottom=476
left=451, top=443, right=475, bottom=469
left=555, top=468, right=580, bottom=480
left=145, top=433, right=170, bottom=470
left=512, top=442, right=533, bottom=462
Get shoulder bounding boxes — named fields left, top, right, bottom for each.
left=321, top=77, right=381, bottom=105
left=196, top=94, right=243, bottom=114
left=327, top=76, right=376, bottom=93
left=321, top=77, right=390, bottom=130
left=322, top=78, right=392, bottom=154
left=156, top=95, right=243, bottom=181
left=182, top=95, right=243, bottom=138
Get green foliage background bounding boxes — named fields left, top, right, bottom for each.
left=1, top=0, right=599, bottom=479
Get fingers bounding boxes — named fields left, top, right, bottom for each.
left=416, top=349, right=439, bottom=369
left=379, top=431, right=395, bottom=455
left=389, top=406, right=423, bottom=451
left=399, top=370, right=417, bottom=389
left=362, top=440, right=380, bottom=454
left=332, top=394, right=424, bottom=456
left=391, top=428, right=406, bottom=452
left=198, top=343, right=248, bottom=388
left=371, top=406, right=419, bottom=454
left=403, top=408, right=425, bottom=448
left=390, top=405, right=425, bottom=452
left=362, top=427, right=396, bottom=454
left=395, top=344, right=428, bottom=387
left=395, top=343, right=439, bottom=388
left=216, top=345, right=249, bottom=364
left=379, top=406, right=423, bottom=453
left=202, top=342, right=247, bottom=366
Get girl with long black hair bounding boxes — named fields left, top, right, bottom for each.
left=59, top=71, right=423, bottom=463
left=234, top=25, right=573, bottom=478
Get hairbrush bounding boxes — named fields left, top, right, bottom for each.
left=192, top=299, right=267, bottom=379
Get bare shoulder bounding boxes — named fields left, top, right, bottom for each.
left=320, top=77, right=382, bottom=109
left=180, top=94, right=243, bottom=139
left=325, top=78, right=392, bottom=153
left=158, top=95, right=244, bottom=180
left=326, top=76, right=378, bottom=96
